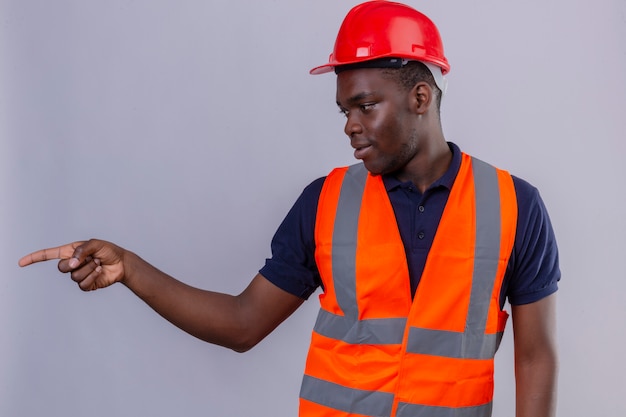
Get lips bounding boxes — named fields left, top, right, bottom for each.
left=353, top=143, right=372, bottom=160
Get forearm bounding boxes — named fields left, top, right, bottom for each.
left=19, top=239, right=303, bottom=352
left=121, top=251, right=252, bottom=351
left=512, top=294, right=559, bottom=417
left=515, top=351, right=558, bottom=417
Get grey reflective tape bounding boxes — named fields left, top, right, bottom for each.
left=406, top=327, right=504, bottom=359
left=406, top=158, right=503, bottom=359
left=466, top=157, right=501, bottom=349
left=314, top=308, right=406, bottom=345
left=396, top=401, right=493, bottom=417
left=495, top=329, right=504, bottom=351
left=300, top=375, right=394, bottom=417
left=332, top=163, right=368, bottom=319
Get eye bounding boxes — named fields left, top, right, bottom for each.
left=360, top=103, right=376, bottom=112
left=338, top=108, right=349, bottom=118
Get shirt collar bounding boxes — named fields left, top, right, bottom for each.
left=382, top=142, right=462, bottom=192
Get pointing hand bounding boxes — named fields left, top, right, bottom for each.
left=19, top=239, right=127, bottom=291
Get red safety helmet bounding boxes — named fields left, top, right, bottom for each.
left=310, top=1, right=450, bottom=75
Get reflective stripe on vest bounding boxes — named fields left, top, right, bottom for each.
left=301, top=375, right=395, bottom=417
left=406, top=158, right=505, bottom=360
left=331, top=162, right=368, bottom=320
left=302, top=372, right=494, bottom=417
left=300, top=155, right=516, bottom=417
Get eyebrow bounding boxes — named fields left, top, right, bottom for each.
left=336, top=91, right=377, bottom=108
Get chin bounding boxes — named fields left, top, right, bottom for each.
left=363, top=162, right=391, bottom=177
left=362, top=163, right=382, bottom=176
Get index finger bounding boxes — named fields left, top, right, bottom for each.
left=18, top=241, right=86, bottom=267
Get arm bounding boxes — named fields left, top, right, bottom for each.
left=511, top=293, right=558, bottom=417
left=18, top=239, right=304, bottom=352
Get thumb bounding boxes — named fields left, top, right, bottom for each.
left=68, top=257, right=81, bottom=269
left=59, top=239, right=106, bottom=272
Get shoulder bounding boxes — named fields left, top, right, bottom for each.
left=277, top=176, right=326, bottom=237
left=511, top=175, right=555, bottom=244
left=511, top=175, right=540, bottom=208
left=299, top=176, right=327, bottom=210
left=301, top=164, right=364, bottom=209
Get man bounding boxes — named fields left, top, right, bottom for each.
left=19, top=1, right=559, bottom=416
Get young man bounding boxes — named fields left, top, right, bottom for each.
left=19, top=2, right=559, bottom=416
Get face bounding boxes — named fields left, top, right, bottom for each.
left=336, top=68, right=420, bottom=178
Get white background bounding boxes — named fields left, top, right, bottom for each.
left=2, top=1, right=625, bottom=416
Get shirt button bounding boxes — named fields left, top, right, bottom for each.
left=418, top=205, right=425, bottom=213
left=418, top=232, right=425, bottom=239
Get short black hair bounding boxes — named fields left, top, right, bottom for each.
left=381, top=61, right=442, bottom=112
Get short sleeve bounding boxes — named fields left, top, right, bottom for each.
left=504, top=176, right=560, bottom=305
left=259, top=177, right=325, bottom=299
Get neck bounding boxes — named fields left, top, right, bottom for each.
left=397, top=137, right=452, bottom=194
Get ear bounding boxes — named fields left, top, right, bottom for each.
left=410, top=82, right=433, bottom=115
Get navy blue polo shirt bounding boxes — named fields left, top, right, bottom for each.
left=260, top=142, right=560, bottom=307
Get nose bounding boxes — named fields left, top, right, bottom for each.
left=344, top=113, right=363, bottom=138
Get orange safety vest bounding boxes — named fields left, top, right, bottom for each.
left=299, top=154, right=517, bottom=417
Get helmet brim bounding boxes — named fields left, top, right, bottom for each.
left=309, top=64, right=335, bottom=75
